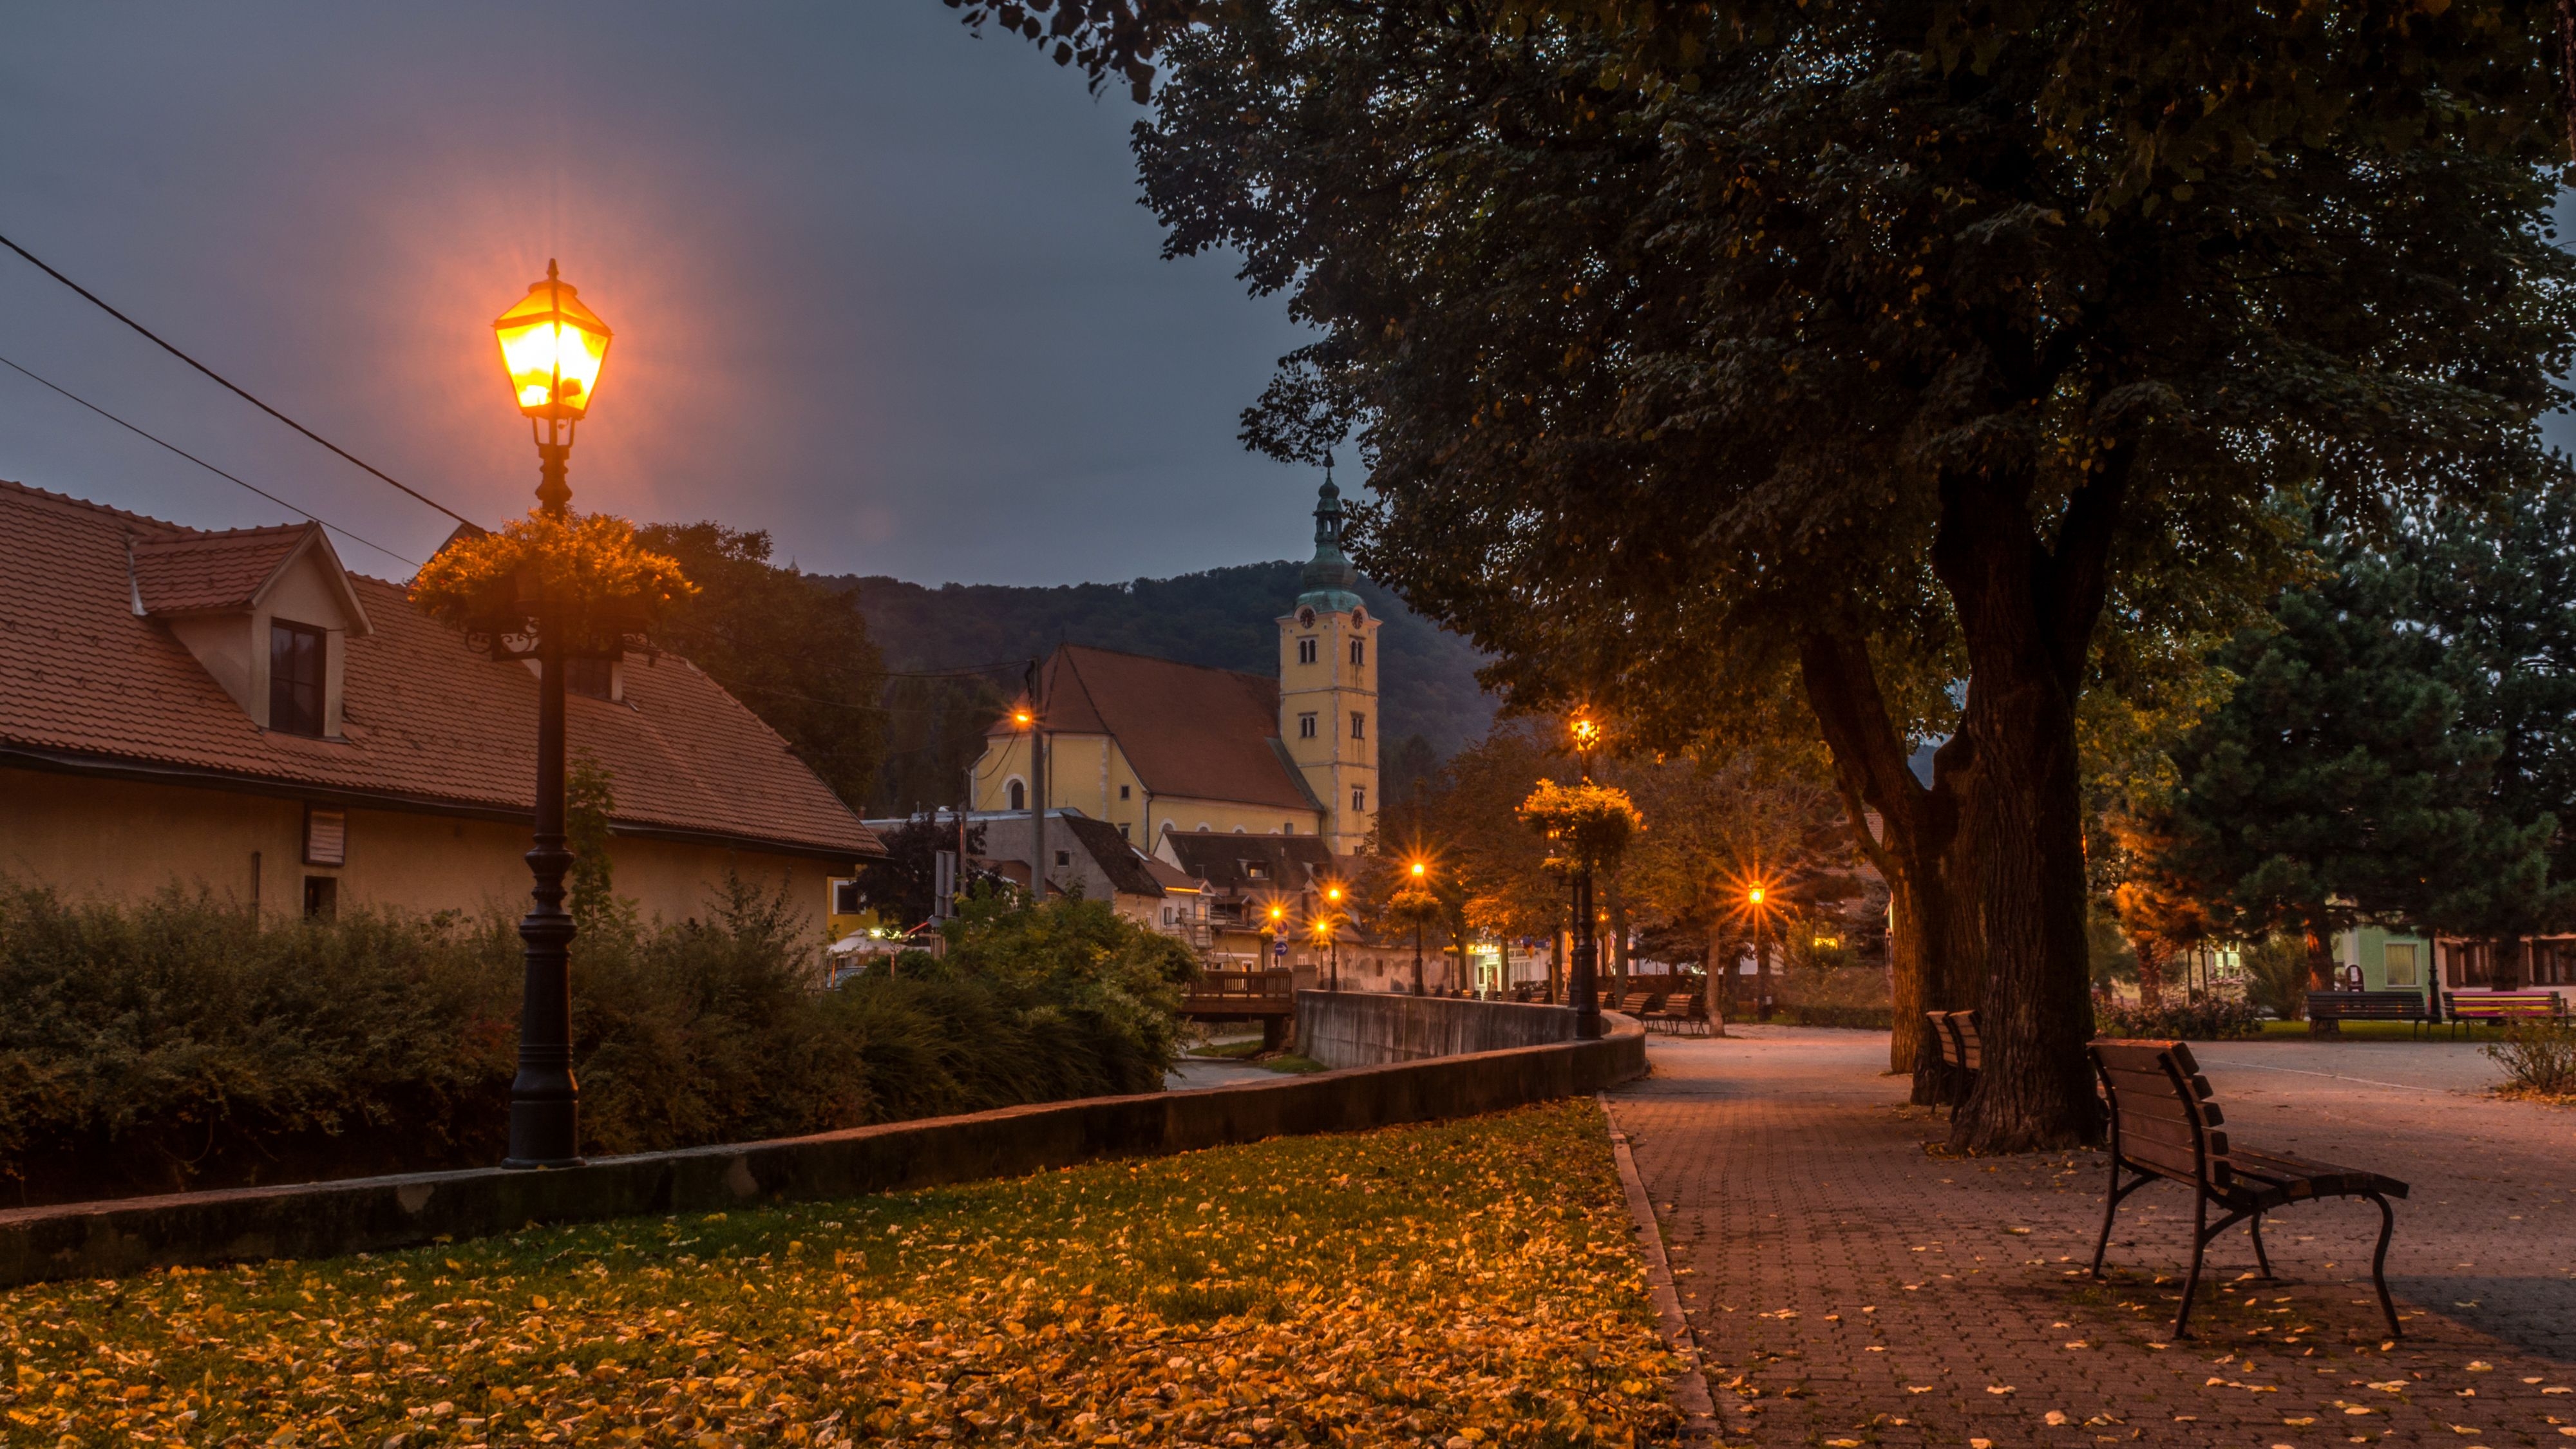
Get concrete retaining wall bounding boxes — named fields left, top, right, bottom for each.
left=1295, top=989, right=1580, bottom=1068
left=0, top=1016, right=1645, bottom=1289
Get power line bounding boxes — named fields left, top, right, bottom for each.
left=0, top=352, right=419, bottom=569
left=0, top=231, right=481, bottom=530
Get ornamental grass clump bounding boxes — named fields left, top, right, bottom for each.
left=2485, top=1019, right=2576, bottom=1099
left=408, top=508, right=694, bottom=655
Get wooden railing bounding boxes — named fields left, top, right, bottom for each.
left=1182, top=970, right=1296, bottom=1014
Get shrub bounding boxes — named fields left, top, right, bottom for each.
left=2094, top=995, right=2262, bottom=1041
left=0, top=880, right=1189, bottom=1203
left=2485, top=1020, right=2576, bottom=1099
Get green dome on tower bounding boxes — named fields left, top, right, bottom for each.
left=1298, top=468, right=1361, bottom=613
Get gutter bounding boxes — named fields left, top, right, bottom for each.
left=0, top=744, right=884, bottom=865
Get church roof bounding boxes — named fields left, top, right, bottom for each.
left=993, top=643, right=1321, bottom=814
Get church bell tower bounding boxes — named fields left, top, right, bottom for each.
left=1279, top=470, right=1380, bottom=855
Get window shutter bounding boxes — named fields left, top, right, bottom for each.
left=303, top=807, right=347, bottom=866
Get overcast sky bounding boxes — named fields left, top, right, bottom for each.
left=0, top=3, right=1316, bottom=585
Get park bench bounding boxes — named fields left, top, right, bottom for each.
left=1926, top=1010, right=1980, bottom=1116
left=2088, top=1039, right=2408, bottom=1340
left=2305, top=990, right=2433, bottom=1034
left=1643, top=993, right=1711, bottom=1037
left=2443, top=990, right=2566, bottom=1036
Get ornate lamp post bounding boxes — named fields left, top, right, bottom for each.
left=491, top=261, right=612, bottom=1170
left=1568, top=713, right=1602, bottom=1036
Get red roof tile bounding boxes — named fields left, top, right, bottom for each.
left=997, top=645, right=1318, bottom=813
left=131, top=525, right=314, bottom=615
left=0, top=480, right=878, bottom=861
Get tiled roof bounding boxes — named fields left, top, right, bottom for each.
left=1055, top=813, right=1164, bottom=899
left=998, top=644, right=1320, bottom=813
left=1143, top=857, right=1203, bottom=893
left=0, top=480, right=878, bottom=861
left=130, top=525, right=314, bottom=615
left=1160, top=829, right=1338, bottom=895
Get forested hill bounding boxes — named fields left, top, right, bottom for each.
left=835, top=562, right=1497, bottom=759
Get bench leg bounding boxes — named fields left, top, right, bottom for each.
left=2173, top=1193, right=2211, bottom=1340
left=2090, top=1164, right=2152, bottom=1277
left=2365, top=1192, right=2400, bottom=1339
left=2248, top=1211, right=2275, bottom=1281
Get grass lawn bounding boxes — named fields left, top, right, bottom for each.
left=2255, top=1019, right=2505, bottom=1042
left=0, top=1101, right=1675, bottom=1448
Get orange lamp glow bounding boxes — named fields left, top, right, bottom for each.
left=1410, top=860, right=1427, bottom=878
left=1571, top=715, right=1600, bottom=747
left=1325, top=884, right=1344, bottom=903
left=1748, top=886, right=1766, bottom=906
left=493, top=261, right=612, bottom=421
left=1268, top=904, right=1286, bottom=922
left=1012, top=708, right=1035, bottom=727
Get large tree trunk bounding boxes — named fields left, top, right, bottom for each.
left=1797, top=623, right=1970, bottom=1104
left=1931, top=451, right=2128, bottom=1155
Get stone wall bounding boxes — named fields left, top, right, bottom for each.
left=0, top=1016, right=1646, bottom=1288
left=1294, top=989, right=1582, bottom=1068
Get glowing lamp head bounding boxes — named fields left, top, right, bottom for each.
left=493, top=260, right=612, bottom=421
left=1748, top=886, right=1766, bottom=906
left=1012, top=708, right=1034, bottom=728
left=1268, top=904, right=1285, bottom=922
left=1410, top=860, right=1426, bottom=878
left=1570, top=715, right=1600, bottom=746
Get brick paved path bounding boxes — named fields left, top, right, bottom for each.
left=1607, top=1027, right=2576, bottom=1448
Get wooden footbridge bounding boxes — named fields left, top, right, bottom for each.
left=1181, top=969, right=1296, bottom=1048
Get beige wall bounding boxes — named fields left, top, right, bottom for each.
left=0, top=766, right=834, bottom=936
left=973, top=732, right=1322, bottom=846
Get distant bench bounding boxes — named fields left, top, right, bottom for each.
left=2305, top=990, right=2432, bottom=1032
left=1927, top=1009, right=1980, bottom=1115
left=2443, top=990, right=2567, bottom=1036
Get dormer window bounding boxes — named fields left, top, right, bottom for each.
left=269, top=622, right=327, bottom=737
left=567, top=656, right=615, bottom=700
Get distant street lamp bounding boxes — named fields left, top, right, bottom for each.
left=1410, top=858, right=1429, bottom=995
left=1745, top=878, right=1777, bottom=1023
left=1568, top=712, right=1601, bottom=1036
left=1315, top=889, right=1343, bottom=991
left=1262, top=900, right=1287, bottom=969
left=491, top=260, right=612, bottom=1170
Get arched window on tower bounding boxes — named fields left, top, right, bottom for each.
left=1350, top=639, right=1364, bottom=666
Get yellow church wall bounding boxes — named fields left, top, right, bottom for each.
left=0, top=766, right=834, bottom=936
left=972, top=732, right=1321, bottom=849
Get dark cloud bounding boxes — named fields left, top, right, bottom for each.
left=0, top=2, right=1315, bottom=584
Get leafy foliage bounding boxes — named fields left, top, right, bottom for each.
left=638, top=522, right=889, bottom=810
left=0, top=881, right=1183, bottom=1202
left=2094, top=995, right=2262, bottom=1043
left=1517, top=779, right=1642, bottom=871
left=854, top=813, right=989, bottom=927
left=0, top=1100, right=1676, bottom=1446
left=2126, top=547, right=2567, bottom=965
left=410, top=509, right=694, bottom=657
left=1125, top=0, right=2576, bottom=1150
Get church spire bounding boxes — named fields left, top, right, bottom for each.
left=1298, top=453, right=1361, bottom=611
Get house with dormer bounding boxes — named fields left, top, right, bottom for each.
left=0, top=481, right=878, bottom=926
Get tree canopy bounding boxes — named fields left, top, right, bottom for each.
left=1119, top=0, right=2576, bottom=1148
left=638, top=522, right=889, bottom=810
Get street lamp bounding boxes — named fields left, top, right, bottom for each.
left=1312, top=913, right=1340, bottom=992
left=491, top=260, right=613, bottom=1170
left=1263, top=900, right=1287, bottom=971
left=1745, top=878, right=1776, bottom=1023
left=1408, top=858, right=1430, bottom=996
left=1567, top=712, right=1602, bottom=1036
